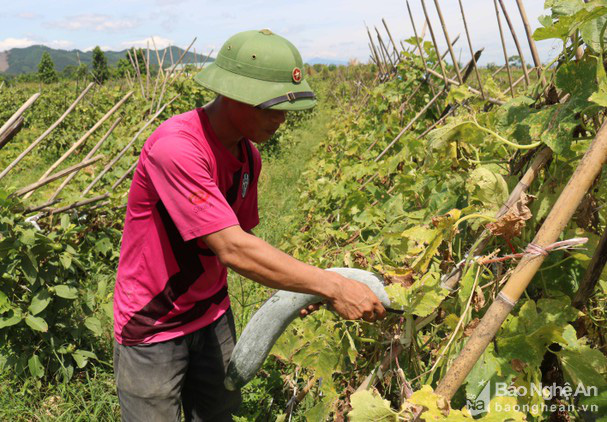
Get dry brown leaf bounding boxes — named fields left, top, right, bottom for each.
left=511, top=358, right=527, bottom=372
left=487, top=192, right=534, bottom=240
left=463, top=318, right=481, bottom=337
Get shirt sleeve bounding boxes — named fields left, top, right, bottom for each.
left=144, top=135, right=240, bottom=242
left=236, top=143, right=261, bottom=232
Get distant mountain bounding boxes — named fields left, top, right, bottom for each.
left=305, top=57, right=349, bottom=66
left=0, top=45, right=212, bottom=75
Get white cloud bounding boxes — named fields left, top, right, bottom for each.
left=120, top=36, right=173, bottom=49
left=16, top=12, right=40, bottom=19
left=0, top=37, right=73, bottom=52
left=50, top=14, right=138, bottom=32
left=83, top=45, right=113, bottom=52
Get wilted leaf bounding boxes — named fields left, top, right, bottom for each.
left=487, top=192, right=533, bottom=240
left=467, top=167, right=509, bottom=206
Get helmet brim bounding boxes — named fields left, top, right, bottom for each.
left=194, top=63, right=316, bottom=111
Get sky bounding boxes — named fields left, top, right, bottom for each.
left=0, top=0, right=562, bottom=66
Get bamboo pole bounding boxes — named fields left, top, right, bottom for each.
left=22, top=91, right=133, bottom=199
left=572, top=226, right=607, bottom=309
left=424, top=67, right=504, bottom=105
left=127, top=49, right=144, bottom=98
left=376, top=28, right=396, bottom=71
left=375, top=88, right=446, bottom=162
left=49, top=117, right=123, bottom=201
left=146, top=41, right=150, bottom=97
left=151, top=37, right=164, bottom=78
left=382, top=18, right=400, bottom=59
left=420, top=0, right=450, bottom=88
left=515, top=0, right=544, bottom=83
left=111, top=160, right=138, bottom=191
left=23, top=198, right=61, bottom=214
left=169, top=45, right=174, bottom=67
left=0, top=92, right=40, bottom=139
left=441, top=146, right=553, bottom=291
left=149, top=48, right=168, bottom=115
left=436, top=120, right=607, bottom=400
left=132, top=48, right=146, bottom=99
left=407, top=0, right=429, bottom=75
left=457, top=0, right=485, bottom=99
left=491, top=64, right=506, bottom=77
left=12, top=155, right=104, bottom=197
left=155, top=38, right=196, bottom=113
left=432, top=0, right=463, bottom=84
left=0, top=83, right=94, bottom=181
left=0, top=116, right=24, bottom=150
left=493, top=0, right=515, bottom=97
left=46, top=193, right=110, bottom=216
left=500, top=68, right=535, bottom=96
left=498, top=0, right=530, bottom=86
left=367, top=26, right=386, bottom=76
left=82, top=94, right=179, bottom=196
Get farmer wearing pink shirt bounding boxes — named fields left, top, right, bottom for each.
left=113, top=29, right=386, bottom=421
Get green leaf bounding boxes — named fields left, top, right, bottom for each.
left=84, top=317, right=103, bottom=336
left=60, top=214, right=70, bottom=229
left=466, top=166, right=509, bottom=205
left=478, top=396, right=526, bottom=421
left=59, top=252, right=72, bottom=270
left=348, top=390, right=399, bottom=421
left=20, top=252, right=38, bottom=284
left=28, top=354, right=44, bottom=378
left=28, top=289, right=51, bottom=315
left=408, top=385, right=472, bottom=420
left=557, top=346, right=607, bottom=388
left=19, top=229, right=36, bottom=246
left=25, top=314, right=48, bottom=332
left=0, top=308, right=23, bottom=329
left=0, top=290, right=10, bottom=313
left=72, top=350, right=97, bottom=368
left=54, top=285, right=78, bottom=299
left=94, top=237, right=112, bottom=255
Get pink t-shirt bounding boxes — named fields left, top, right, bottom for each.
left=114, top=108, right=261, bottom=346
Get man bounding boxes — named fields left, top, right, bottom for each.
left=113, top=29, right=386, bottom=421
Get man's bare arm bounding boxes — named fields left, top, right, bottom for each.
left=201, top=225, right=386, bottom=321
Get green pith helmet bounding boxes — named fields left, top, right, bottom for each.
left=194, top=29, right=316, bottom=111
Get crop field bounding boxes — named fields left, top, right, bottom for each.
left=1, top=1, right=607, bottom=421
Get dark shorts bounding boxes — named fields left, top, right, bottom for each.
left=114, top=308, right=242, bottom=422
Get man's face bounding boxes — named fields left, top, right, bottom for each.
left=227, top=99, right=287, bottom=144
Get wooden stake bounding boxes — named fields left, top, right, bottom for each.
left=82, top=94, right=179, bottom=196
left=111, top=160, right=138, bottom=191
left=155, top=38, right=196, bottom=113
left=49, top=117, right=123, bottom=201
left=420, top=0, right=450, bottom=88
left=367, top=26, right=386, bottom=75
left=572, top=226, right=607, bottom=309
left=406, top=0, right=429, bottom=75
left=0, top=84, right=94, bottom=181
left=0, top=92, right=40, bottom=139
left=22, top=91, right=133, bottom=199
left=498, top=0, right=530, bottom=86
left=12, top=155, right=104, bottom=197
left=151, top=36, right=164, bottom=78
left=146, top=41, right=151, bottom=97
left=457, top=0, right=485, bottom=99
left=424, top=67, right=504, bottom=105
left=436, top=120, right=607, bottom=401
left=515, top=0, right=544, bottom=83
left=45, top=193, right=110, bottom=216
left=493, top=0, right=515, bottom=97
left=432, top=0, right=463, bottom=84
left=132, top=48, right=146, bottom=99
left=0, top=115, right=24, bottom=150
left=375, top=88, right=446, bottom=162
left=382, top=18, right=400, bottom=59
left=23, top=198, right=61, bottom=214
left=127, top=49, right=146, bottom=99
left=376, top=28, right=395, bottom=72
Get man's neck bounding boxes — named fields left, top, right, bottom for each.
left=203, top=96, right=243, bottom=158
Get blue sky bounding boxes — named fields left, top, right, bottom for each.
left=0, top=1, right=561, bottom=65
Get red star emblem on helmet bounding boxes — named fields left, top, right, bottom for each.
left=292, top=67, right=302, bottom=83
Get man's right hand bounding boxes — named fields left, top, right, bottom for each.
left=324, top=272, right=387, bottom=322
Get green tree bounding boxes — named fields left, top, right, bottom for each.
left=91, top=46, right=109, bottom=84
left=38, top=51, right=58, bottom=83
left=508, top=55, right=522, bottom=68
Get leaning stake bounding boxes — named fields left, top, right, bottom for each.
left=0, top=92, right=40, bottom=139
left=493, top=0, right=515, bottom=97
left=420, top=0, right=449, bottom=87
left=433, top=0, right=463, bottom=84
left=498, top=0, right=530, bottom=86
left=435, top=121, right=607, bottom=400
